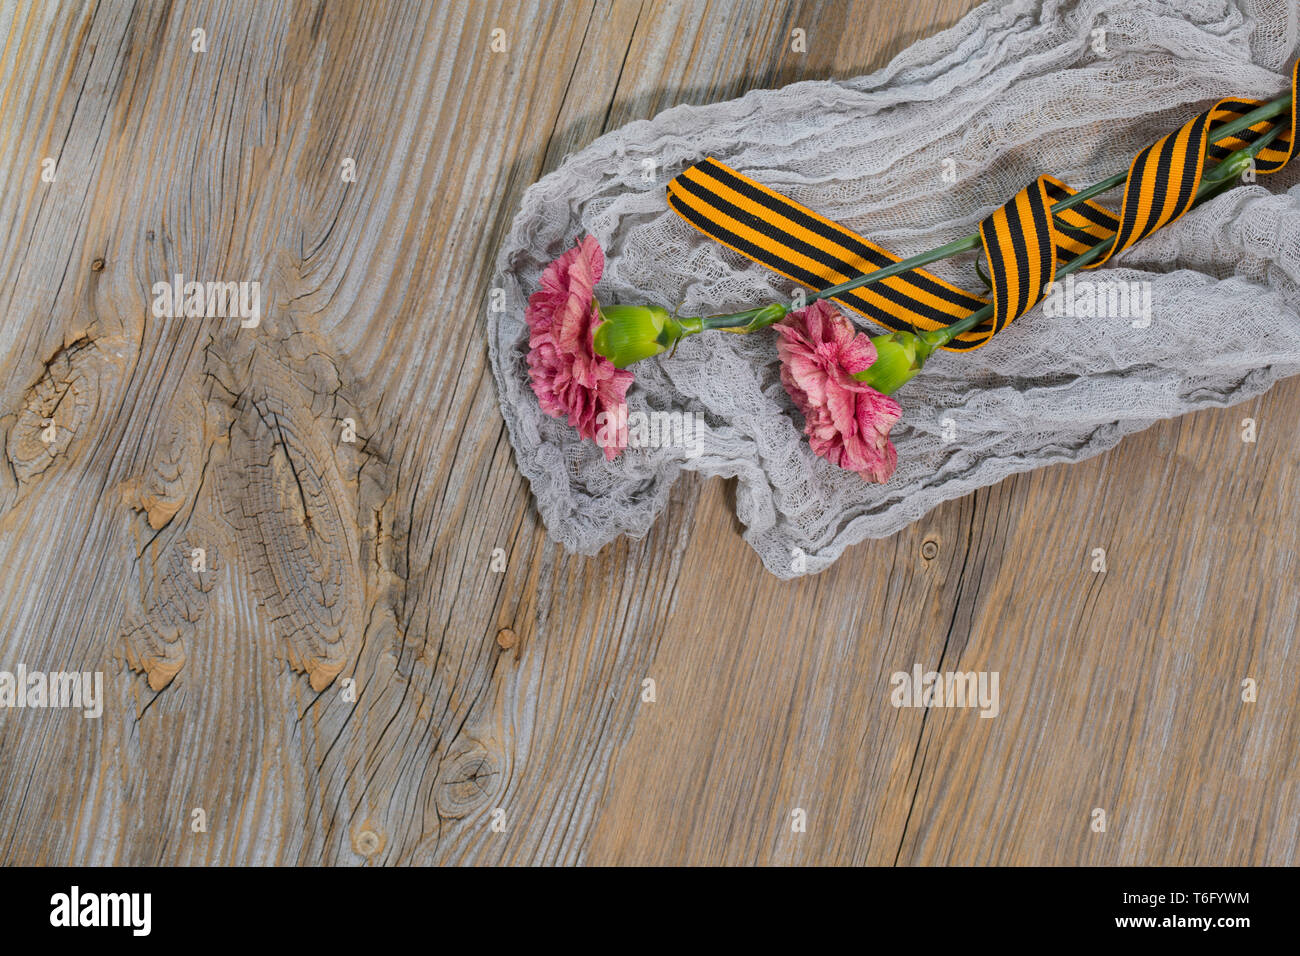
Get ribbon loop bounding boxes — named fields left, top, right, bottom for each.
left=978, top=179, right=1058, bottom=340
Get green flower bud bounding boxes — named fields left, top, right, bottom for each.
left=593, top=304, right=683, bottom=368
left=852, top=329, right=944, bottom=395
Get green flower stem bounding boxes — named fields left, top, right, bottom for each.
left=699, top=306, right=775, bottom=330
left=808, top=92, right=1292, bottom=305
left=675, top=315, right=704, bottom=335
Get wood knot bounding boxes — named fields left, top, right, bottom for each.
left=90, top=257, right=105, bottom=272
left=921, top=536, right=940, bottom=560
left=437, top=748, right=500, bottom=819
left=352, top=826, right=383, bottom=856
left=496, top=627, right=516, bottom=650
left=10, top=333, right=104, bottom=486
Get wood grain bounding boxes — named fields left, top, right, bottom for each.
left=0, top=0, right=1294, bottom=866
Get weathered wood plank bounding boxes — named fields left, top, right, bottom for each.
left=0, top=0, right=1293, bottom=868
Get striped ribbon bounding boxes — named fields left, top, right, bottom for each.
left=667, top=61, right=1300, bottom=351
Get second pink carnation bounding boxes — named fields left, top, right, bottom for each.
left=774, top=300, right=902, bottom=483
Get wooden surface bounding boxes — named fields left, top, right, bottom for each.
left=0, top=0, right=1295, bottom=866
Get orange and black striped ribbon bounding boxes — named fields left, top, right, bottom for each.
left=667, top=60, right=1300, bottom=351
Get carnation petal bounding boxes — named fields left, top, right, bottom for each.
left=776, top=299, right=901, bottom=483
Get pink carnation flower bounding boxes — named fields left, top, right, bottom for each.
left=525, top=236, right=633, bottom=460
left=775, top=300, right=902, bottom=483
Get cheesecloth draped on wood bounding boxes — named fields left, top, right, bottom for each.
left=488, top=0, right=1300, bottom=578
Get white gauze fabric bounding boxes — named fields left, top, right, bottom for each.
left=488, top=0, right=1300, bottom=578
